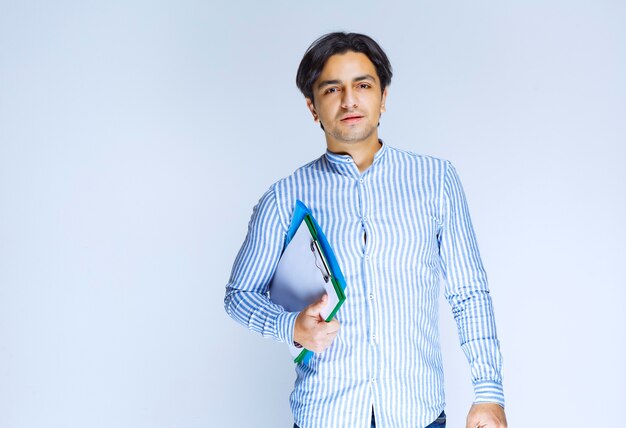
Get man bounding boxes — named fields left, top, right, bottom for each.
left=224, top=32, right=507, bottom=428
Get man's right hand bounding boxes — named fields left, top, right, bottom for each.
left=293, top=294, right=340, bottom=353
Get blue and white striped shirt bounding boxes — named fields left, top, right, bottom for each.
left=224, top=142, right=504, bottom=428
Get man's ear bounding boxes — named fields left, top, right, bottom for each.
left=306, top=98, right=319, bottom=122
left=380, top=87, right=388, bottom=113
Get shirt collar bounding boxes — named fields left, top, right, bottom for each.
left=324, top=140, right=388, bottom=177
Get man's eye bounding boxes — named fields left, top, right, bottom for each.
left=325, top=87, right=338, bottom=94
left=358, top=83, right=371, bottom=89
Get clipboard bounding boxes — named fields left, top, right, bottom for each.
left=269, top=200, right=347, bottom=364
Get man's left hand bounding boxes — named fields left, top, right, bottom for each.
left=465, top=403, right=508, bottom=428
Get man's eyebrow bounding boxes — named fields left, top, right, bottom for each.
left=317, top=74, right=377, bottom=90
left=317, top=79, right=342, bottom=89
left=353, top=74, right=376, bottom=83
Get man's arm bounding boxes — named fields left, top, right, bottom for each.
left=438, top=162, right=507, bottom=426
left=224, top=188, right=341, bottom=355
left=224, top=187, right=298, bottom=343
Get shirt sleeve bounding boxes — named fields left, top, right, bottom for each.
left=438, top=162, right=505, bottom=407
left=224, top=186, right=299, bottom=344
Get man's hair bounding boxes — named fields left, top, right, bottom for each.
left=296, top=32, right=393, bottom=102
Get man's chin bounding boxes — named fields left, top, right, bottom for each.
left=329, top=128, right=377, bottom=144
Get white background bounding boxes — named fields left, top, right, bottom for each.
left=1, top=1, right=625, bottom=427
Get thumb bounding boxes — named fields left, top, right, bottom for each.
left=305, top=294, right=328, bottom=316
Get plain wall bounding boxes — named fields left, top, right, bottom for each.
left=1, top=1, right=624, bottom=427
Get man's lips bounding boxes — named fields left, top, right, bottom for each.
left=340, top=114, right=364, bottom=123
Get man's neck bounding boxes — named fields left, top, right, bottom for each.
left=326, top=137, right=382, bottom=173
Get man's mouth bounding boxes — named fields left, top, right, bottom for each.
left=340, top=114, right=364, bottom=123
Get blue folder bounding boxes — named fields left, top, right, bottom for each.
left=269, top=200, right=347, bottom=364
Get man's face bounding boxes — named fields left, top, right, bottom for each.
left=306, top=51, right=387, bottom=147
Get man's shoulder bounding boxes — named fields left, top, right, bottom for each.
left=262, top=154, right=326, bottom=198
left=259, top=155, right=327, bottom=226
left=386, top=145, right=449, bottom=164
left=271, top=155, right=326, bottom=185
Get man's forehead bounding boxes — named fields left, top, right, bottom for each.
left=316, top=51, right=380, bottom=84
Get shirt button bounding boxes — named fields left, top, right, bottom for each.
left=364, top=255, right=370, bottom=261
left=359, top=178, right=364, bottom=184
left=372, top=334, right=377, bottom=340
left=371, top=378, right=376, bottom=383
left=368, top=293, right=374, bottom=300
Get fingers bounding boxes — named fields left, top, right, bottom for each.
left=326, top=319, right=340, bottom=334
left=465, top=403, right=507, bottom=428
left=305, top=318, right=339, bottom=352
left=293, top=297, right=341, bottom=353
left=308, top=324, right=338, bottom=353
left=304, top=294, right=328, bottom=317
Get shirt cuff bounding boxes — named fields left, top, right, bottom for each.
left=473, top=380, right=505, bottom=408
left=274, top=311, right=299, bottom=344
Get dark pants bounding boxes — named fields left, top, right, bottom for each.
left=294, top=410, right=446, bottom=427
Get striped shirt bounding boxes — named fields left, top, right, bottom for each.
left=224, top=142, right=504, bottom=428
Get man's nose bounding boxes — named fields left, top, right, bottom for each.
left=340, top=88, right=358, bottom=109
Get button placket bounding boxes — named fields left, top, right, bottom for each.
left=359, top=173, right=379, bottom=386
